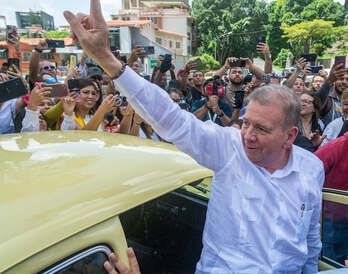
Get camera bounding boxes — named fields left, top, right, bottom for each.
left=115, top=96, right=128, bottom=107
left=257, top=35, right=266, bottom=43
left=230, top=59, right=246, bottom=68
left=204, top=76, right=224, bottom=96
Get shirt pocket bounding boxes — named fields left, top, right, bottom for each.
left=296, top=208, right=313, bottom=242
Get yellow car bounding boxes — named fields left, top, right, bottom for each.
left=204, top=71, right=216, bottom=80
left=0, top=131, right=347, bottom=273
left=0, top=131, right=212, bottom=273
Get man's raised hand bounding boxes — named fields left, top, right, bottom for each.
left=63, top=0, right=121, bottom=77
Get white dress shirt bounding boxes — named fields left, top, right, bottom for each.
left=114, top=67, right=325, bottom=274
left=321, top=117, right=345, bottom=146
left=21, top=108, right=76, bottom=132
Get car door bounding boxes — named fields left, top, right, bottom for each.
left=319, top=188, right=348, bottom=270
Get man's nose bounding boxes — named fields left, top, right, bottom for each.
left=244, top=126, right=257, bottom=143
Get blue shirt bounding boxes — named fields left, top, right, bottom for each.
left=115, top=67, right=324, bottom=274
left=191, top=98, right=232, bottom=126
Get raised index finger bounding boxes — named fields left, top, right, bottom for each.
left=90, top=0, right=107, bottom=28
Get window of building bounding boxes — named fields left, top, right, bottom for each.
left=0, top=48, right=8, bottom=60
left=40, top=52, right=54, bottom=60
left=176, top=42, right=181, bottom=49
left=156, top=37, right=162, bottom=45
left=169, top=40, right=173, bottom=48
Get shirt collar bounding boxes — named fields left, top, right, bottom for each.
left=271, top=146, right=300, bottom=178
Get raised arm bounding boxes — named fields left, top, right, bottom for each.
left=284, top=58, right=306, bottom=89
left=64, top=0, right=237, bottom=171
left=29, top=41, right=48, bottom=84
left=256, top=42, right=272, bottom=74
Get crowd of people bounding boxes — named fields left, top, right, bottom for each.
left=1, top=0, right=348, bottom=272
left=0, top=38, right=347, bottom=153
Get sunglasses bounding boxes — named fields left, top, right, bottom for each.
left=42, top=65, right=56, bottom=70
left=301, top=99, right=314, bottom=104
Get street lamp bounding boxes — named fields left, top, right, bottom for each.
left=214, top=31, right=233, bottom=60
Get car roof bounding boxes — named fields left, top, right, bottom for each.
left=0, top=131, right=212, bottom=272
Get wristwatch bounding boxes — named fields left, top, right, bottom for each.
left=112, top=63, right=128, bottom=80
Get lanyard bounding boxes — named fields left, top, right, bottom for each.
left=207, top=110, right=217, bottom=123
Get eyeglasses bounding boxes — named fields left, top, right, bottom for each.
left=42, top=65, right=56, bottom=70
left=301, top=99, right=314, bottom=104
left=188, top=78, right=193, bottom=81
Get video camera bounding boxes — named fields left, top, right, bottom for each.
left=114, top=96, right=128, bottom=107
left=204, top=75, right=224, bottom=96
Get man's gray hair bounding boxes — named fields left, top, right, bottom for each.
left=247, top=84, right=301, bottom=129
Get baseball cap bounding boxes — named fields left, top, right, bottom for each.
left=87, top=66, right=103, bottom=80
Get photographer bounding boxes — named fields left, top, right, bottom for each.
left=192, top=77, right=232, bottom=127
left=215, top=57, right=264, bottom=110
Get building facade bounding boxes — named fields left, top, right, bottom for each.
left=15, top=11, right=55, bottom=31
left=111, top=0, right=196, bottom=57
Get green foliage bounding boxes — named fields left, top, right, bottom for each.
left=267, top=0, right=347, bottom=58
left=273, top=48, right=293, bottom=68
left=46, top=30, right=69, bottom=38
left=281, top=19, right=346, bottom=57
left=188, top=53, right=220, bottom=72
left=192, top=0, right=269, bottom=64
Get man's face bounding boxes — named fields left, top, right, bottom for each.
left=1, top=64, right=9, bottom=72
left=343, top=72, right=348, bottom=89
left=342, top=99, right=348, bottom=118
left=335, top=78, right=345, bottom=96
left=131, top=62, right=140, bottom=74
left=193, top=71, right=204, bottom=87
left=241, top=100, right=291, bottom=168
left=229, top=67, right=244, bottom=85
left=39, top=60, right=56, bottom=78
left=312, top=76, right=324, bottom=92
left=293, top=78, right=305, bottom=96
left=187, top=72, right=194, bottom=87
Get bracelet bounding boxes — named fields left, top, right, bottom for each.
left=111, top=63, right=128, bottom=80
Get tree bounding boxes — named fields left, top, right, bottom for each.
left=281, top=19, right=347, bottom=57
left=273, top=48, right=293, bottom=68
left=192, top=0, right=269, bottom=64
left=267, top=0, right=347, bottom=58
left=46, top=30, right=69, bottom=38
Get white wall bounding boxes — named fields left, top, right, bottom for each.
left=161, top=17, right=187, bottom=35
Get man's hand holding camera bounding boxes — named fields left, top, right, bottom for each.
left=208, top=95, right=222, bottom=115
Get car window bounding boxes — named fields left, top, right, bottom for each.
left=321, top=189, right=348, bottom=268
left=180, top=177, right=212, bottom=200
left=38, top=245, right=111, bottom=274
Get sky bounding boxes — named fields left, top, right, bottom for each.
left=1, top=0, right=346, bottom=29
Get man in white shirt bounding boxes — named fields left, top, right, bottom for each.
left=64, top=2, right=324, bottom=273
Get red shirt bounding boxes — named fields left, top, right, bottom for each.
left=315, top=132, right=348, bottom=190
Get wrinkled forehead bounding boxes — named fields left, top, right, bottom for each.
left=194, top=71, right=203, bottom=77
left=245, top=100, right=284, bottom=128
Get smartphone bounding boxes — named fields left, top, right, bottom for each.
left=311, top=66, right=323, bottom=74
left=230, top=60, right=246, bottom=68
left=42, top=83, right=68, bottom=97
left=67, top=79, right=80, bottom=90
left=300, top=54, right=317, bottom=63
left=142, top=46, right=154, bottom=56
left=335, top=56, right=346, bottom=69
left=257, top=35, right=266, bottom=43
left=234, top=90, right=245, bottom=109
left=7, top=58, right=20, bottom=70
left=0, top=78, right=28, bottom=103
left=191, top=58, right=204, bottom=70
left=46, top=39, right=65, bottom=48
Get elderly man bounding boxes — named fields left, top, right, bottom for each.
left=64, top=1, right=324, bottom=273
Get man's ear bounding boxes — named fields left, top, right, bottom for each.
left=283, top=126, right=298, bottom=150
